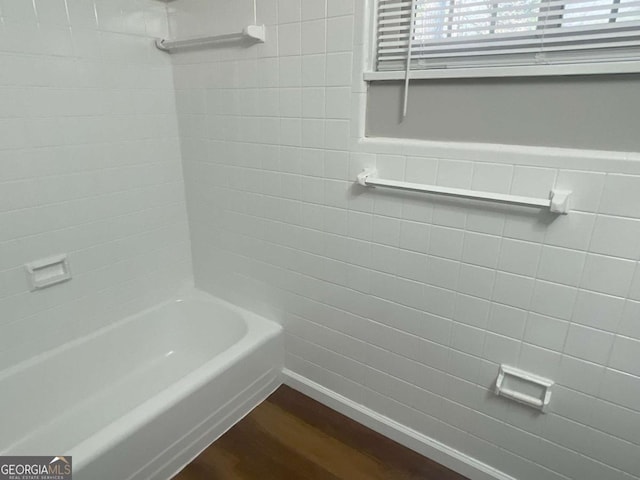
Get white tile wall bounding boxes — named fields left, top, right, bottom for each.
left=168, top=1, right=640, bottom=479
left=0, top=0, right=192, bottom=370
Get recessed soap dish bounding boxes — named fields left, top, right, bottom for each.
left=25, top=254, right=72, bottom=291
left=495, top=365, right=554, bottom=412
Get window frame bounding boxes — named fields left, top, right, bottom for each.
left=364, top=0, right=640, bottom=80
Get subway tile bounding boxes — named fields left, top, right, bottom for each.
left=301, top=19, right=326, bottom=55
left=586, top=430, right=640, bottom=477
left=511, top=166, right=557, bottom=198
left=373, top=193, right=403, bottom=218
left=465, top=207, right=506, bottom=236
left=427, top=256, right=460, bottom=290
left=395, top=249, right=429, bottom=284
left=600, top=174, right=640, bottom=218
left=483, top=332, right=521, bottom=365
left=372, top=215, right=400, bottom=247
left=618, top=300, right=640, bottom=340
left=405, top=156, right=438, bottom=184
left=458, top=264, right=495, bottom=300
left=302, top=118, right=325, bottom=148
left=590, top=215, right=640, bottom=260
left=347, top=211, right=372, bottom=241
left=487, top=304, right=527, bottom=339
left=399, top=220, right=430, bottom=253
left=324, top=120, right=350, bottom=150
left=327, top=0, right=354, bottom=17
left=325, top=87, right=351, bottom=119
left=302, top=0, right=326, bottom=20
left=498, top=239, right=541, bottom=277
left=432, top=203, right=468, bottom=229
left=558, top=355, right=605, bottom=396
left=471, top=163, right=513, bottom=194
left=280, top=117, right=302, bottom=146
left=493, top=272, right=534, bottom=310
left=462, top=232, right=501, bottom=269
left=571, top=290, right=625, bottom=332
left=518, top=343, right=562, bottom=380
left=451, top=322, right=486, bottom=357
left=34, top=0, right=70, bottom=26
left=447, top=349, right=481, bottom=383
left=279, top=87, right=302, bottom=116
left=452, top=293, right=490, bottom=328
left=437, top=160, right=474, bottom=188
left=541, top=415, right=594, bottom=460
left=369, top=243, right=399, bottom=275
left=543, top=211, right=596, bottom=251
left=279, top=56, right=302, bottom=87
left=536, top=245, right=586, bottom=287
left=423, top=284, right=456, bottom=319
left=302, top=87, right=325, bottom=117
left=564, top=324, right=615, bottom=365
left=503, top=210, right=549, bottom=243
left=278, top=0, right=302, bottom=23
left=402, top=196, right=434, bottom=223
left=2, top=0, right=38, bottom=24
left=327, top=16, right=353, bottom=52
left=325, top=52, right=352, bottom=86
left=524, top=313, right=569, bottom=352
left=419, top=313, right=452, bottom=346
left=609, top=335, right=640, bottom=377
left=580, top=254, right=636, bottom=297
left=530, top=280, right=577, bottom=320
left=551, top=385, right=595, bottom=426
left=600, top=368, right=640, bottom=411
left=324, top=150, right=349, bottom=179
left=302, top=54, right=326, bottom=87
left=588, top=397, right=640, bottom=446
left=376, top=154, right=406, bottom=181
left=429, top=225, right=464, bottom=260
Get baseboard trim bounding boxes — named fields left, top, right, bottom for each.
left=283, top=368, right=515, bottom=480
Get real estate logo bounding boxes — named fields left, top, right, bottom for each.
left=0, top=456, right=72, bottom=480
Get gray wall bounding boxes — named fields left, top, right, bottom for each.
left=366, top=75, right=640, bottom=151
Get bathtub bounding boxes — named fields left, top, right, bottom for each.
left=0, top=289, right=283, bottom=480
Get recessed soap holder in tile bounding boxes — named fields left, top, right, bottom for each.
left=495, top=365, right=554, bottom=413
left=25, top=254, right=72, bottom=291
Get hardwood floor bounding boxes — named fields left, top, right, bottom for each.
left=173, top=385, right=468, bottom=480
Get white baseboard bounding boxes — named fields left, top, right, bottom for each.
left=283, top=368, right=515, bottom=480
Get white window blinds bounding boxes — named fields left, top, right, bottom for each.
left=376, top=0, right=640, bottom=72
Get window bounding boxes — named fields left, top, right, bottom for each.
left=368, top=0, right=640, bottom=78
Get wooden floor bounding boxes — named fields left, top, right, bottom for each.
left=173, top=385, right=468, bottom=480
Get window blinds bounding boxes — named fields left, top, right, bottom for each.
left=377, top=0, right=640, bottom=72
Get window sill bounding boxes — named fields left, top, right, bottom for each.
left=364, top=61, right=640, bottom=81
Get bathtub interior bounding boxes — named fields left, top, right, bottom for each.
left=0, top=291, right=253, bottom=456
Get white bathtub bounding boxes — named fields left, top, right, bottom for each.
left=0, top=289, right=283, bottom=480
